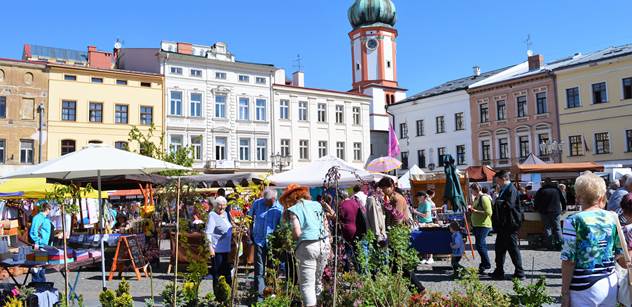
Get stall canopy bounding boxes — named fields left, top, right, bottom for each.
left=521, top=153, right=547, bottom=165
left=269, top=155, right=387, bottom=188
left=398, top=165, right=424, bottom=189
left=0, top=178, right=105, bottom=199
left=49, top=174, right=169, bottom=191
left=466, top=166, right=496, bottom=182
left=177, top=173, right=264, bottom=188
left=514, top=162, right=604, bottom=174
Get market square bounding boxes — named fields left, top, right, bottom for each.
left=1, top=1, right=632, bottom=306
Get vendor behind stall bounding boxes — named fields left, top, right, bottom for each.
left=29, top=202, right=52, bottom=282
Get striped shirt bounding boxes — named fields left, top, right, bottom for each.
left=561, top=210, right=622, bottom=291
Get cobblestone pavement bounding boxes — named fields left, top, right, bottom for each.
left=0, top=235, right=562, bottom=306
left=414, top=234, right=562, bottom=305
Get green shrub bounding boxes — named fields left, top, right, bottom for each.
left=99, top=289, right=116, bottom=307
left=511, top=276, right=554, bottom=307
left=116, top=278, right=130, bottom=297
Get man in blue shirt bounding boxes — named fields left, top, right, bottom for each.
left=248, top=189, right=283, bottom=300
left=30, top=202, right=52, bottom=282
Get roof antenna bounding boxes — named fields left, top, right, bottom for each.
left=293, top=54, right=303, bottom=72
left=525, top=34, right=533, bottom=56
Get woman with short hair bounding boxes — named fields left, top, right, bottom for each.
left=561, top=172, right=626, bottom=307
left=205, top=196, right=233, bottom=289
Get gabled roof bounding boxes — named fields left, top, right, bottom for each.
left=28, top=44, right=87, bottom=63
left=552, top=43, right=632, bottom=72
left=393, top=66, right=509, bottom=105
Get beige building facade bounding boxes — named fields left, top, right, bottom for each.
left=555, top=46, right=632, bottom=167
left=0, top=59, right=48, bottom=175
left=46, top=64, right=164, bottom=159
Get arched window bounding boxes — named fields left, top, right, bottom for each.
left=115, top=141, right=128, bottom=151
left=61, top=140, right=75, bottom=155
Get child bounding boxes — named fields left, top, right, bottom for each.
left=449, top=221, right=465, bottom=278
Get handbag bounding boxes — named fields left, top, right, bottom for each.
left=612, top=212, right=632, bottom=306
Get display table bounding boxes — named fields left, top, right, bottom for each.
left=410, top=227, right=452, bottom=254
left=0, top=256, right=101, bottom=303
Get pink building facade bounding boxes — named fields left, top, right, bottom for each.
left=468, top=56, right=562, bottom=168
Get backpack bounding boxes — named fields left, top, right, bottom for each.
left=355, top=198, right=368, bottom=239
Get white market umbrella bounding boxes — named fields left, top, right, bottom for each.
left=1, top=144, right=190, bottom=292
left=269, top=155, right=386, bottom=187
left=398, top=165, right=425, bottom=190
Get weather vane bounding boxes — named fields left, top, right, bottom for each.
left=524, top=34, right=533, bottom=55
left=293, top=54, right=304, bottom=72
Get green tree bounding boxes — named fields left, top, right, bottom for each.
left=127, top=124, right=193, bottom=176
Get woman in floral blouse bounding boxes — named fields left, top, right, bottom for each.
left=561, top=172, right=626, bottom=307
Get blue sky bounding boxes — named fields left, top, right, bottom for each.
left=3, top=0, right=631, bottom=94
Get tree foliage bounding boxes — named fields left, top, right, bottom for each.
left=127, top=124, right=193, bottom=176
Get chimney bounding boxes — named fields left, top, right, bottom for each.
left=22, top=44, right=32, bottom=60
left=528, top=54, right=544, bottom=71
left=292, top=71, right=304, bottom=87
left=87, top=45, right=113, bottom=69
left=473, top=65, right=481, bottom=77
left=274, top=69, right=286, bottom=85
left=176, top=42, right=193, bottom=55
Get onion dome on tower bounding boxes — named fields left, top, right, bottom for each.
left=348, top=0, right=397, bottom=29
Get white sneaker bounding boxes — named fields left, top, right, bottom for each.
left=420, top=259, right=427, bottom=265
left=426, top=258, right=435, bottom=265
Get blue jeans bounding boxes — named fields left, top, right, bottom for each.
left=254, top=244, right=268, bottom=297
left=32, top=268, right=46, bottom=282
left=344, top=240, right=369, bottom=273
left=541, top=213, right=562, bottom=248
left=473, top=227, right=491, bottom=270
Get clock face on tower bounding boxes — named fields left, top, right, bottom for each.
left=366, top=38, right=378, bottom=50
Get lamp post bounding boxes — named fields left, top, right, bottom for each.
left=271, top=153, right=292, bottom=173
left=37, top=103, right=45, bottom=163
left=539, top=140, right=564, bottom=163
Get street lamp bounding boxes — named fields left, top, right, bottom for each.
left=539, top=140, right=564, bottom=163
left=37, top=103, right=45, bottom=164
left=271, top=153, right=292, bottom=173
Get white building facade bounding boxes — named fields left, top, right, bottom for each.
left=387, top=68, right=500, bottom=174
left=118, top=42, right=276, bottom=172
left=272, top=70, right=371, bottom=170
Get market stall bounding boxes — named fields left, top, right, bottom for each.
left=1, top=144, right=189, bottom=304
left=397, top=165, right=424, bottom=190
left=512, top=160, right=604, bottom=246
left=269, top=155, right=392, bottom=188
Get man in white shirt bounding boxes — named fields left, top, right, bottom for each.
left=353, top=185, right=367, bottom=208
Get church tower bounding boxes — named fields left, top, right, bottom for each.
left=348, top=0, right=406, bottom=157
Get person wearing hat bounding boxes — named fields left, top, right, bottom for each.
left=205, top=196, right=233, bottom=291
left=280, top=184, right=329, bottom=307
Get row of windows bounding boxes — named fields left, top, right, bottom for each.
left=568, top=130, right=632, bottom=156
left=399, top=113, right=465, bottom=139
left=479, top=93, right=547, bottom=123
left=169, top=91, right=267, bottom=121
left=61, top=100, right=153, bottom=125
left=63, top=74, right=151, bottom=87
left=279, top=100, right=362, bottom=125
left=479, top=132, right=552, bottom=162
left=0, top=139, right=34, bottom=164
left=60, top=140, right=128, bottom=156
left=565, top=78, right=632, bottom=108
left=169, top=66, right=267, bottom=84
left=280, top=139, right=362, bottom=161
left=400, top=145, right=466, bottom=170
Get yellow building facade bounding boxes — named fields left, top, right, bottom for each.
left=47, top=64, right=164, bottom=159
left=555, top=48, right=632, bottom=167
